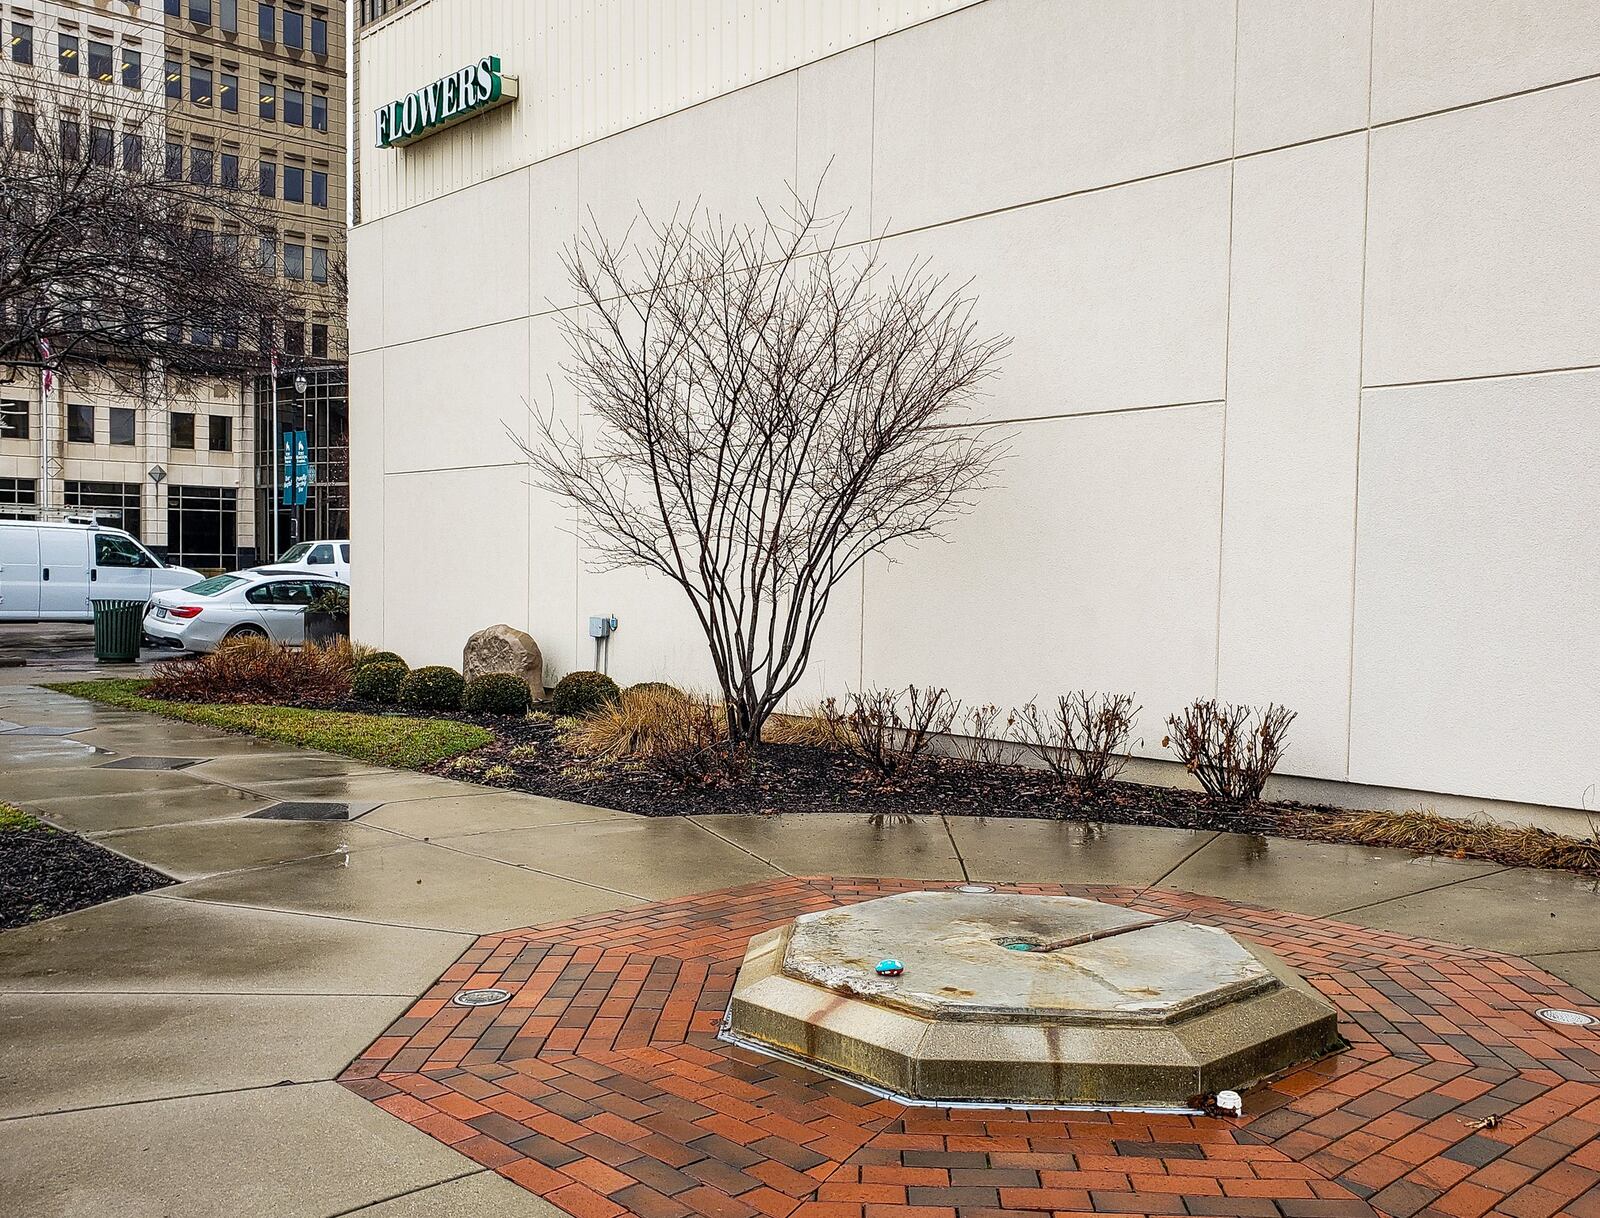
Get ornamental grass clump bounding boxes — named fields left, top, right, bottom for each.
left=147, top=636, right=356, bottom=705
left=399, top=665, right=466, bottom=712
left=551, top=670, right=621, bottom=717
left=562, top=685, right=735, bottom=780
left=1163, top=698, right=1296, bottom=803
left=463, top=673, right=533, bottom=717
left=352, top=660, right=408, bottom=705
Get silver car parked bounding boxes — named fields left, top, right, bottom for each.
left=143, top=568, right=348, bottom=653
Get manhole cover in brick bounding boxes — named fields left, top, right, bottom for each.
left=1537, top=1007, right=1597, bottom=1027
left=98, top=756, right=206, bottom=770
left=451, top=988, right=512, bottom=1007
left=247, top=801, right=378, bottom=822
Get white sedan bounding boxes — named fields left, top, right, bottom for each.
left=143, top=569, right=348, bottom=653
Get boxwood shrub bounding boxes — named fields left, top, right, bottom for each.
left=463, top=673, right=533, bottom=717
left=400, top=665, right=465, bottom=712
left=352, top=660, right=408, bottom=705
left=623, top=681, right=684, bottom=699
left=358, top=650, right=408, bottom=671
left=551, top=670, right=621, bottom=717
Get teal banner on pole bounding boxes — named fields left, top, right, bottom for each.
left=282, top=430, right=310, bottom=506
left=281, top=432, right=294, bottom=506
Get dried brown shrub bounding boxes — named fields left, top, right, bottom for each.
left=820, top=686, right=958, bottom=783
left=146, top=637, right=356, bottom=705
left=1162, top=699, right=1295, bottom=803
left=1011, top=692, right=1140, bottom=794
left=561, top=686, right=738, bottom=781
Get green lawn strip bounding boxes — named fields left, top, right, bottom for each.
left=0, top=803, right=42, bottom=831
left=45, top=680, right=493, bottom=770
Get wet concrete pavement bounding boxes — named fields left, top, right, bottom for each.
left=1, top=678, right=1597, bottom=1216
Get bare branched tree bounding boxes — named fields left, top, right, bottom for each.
left=516, top=188, right=1009, bottom=748
left=0, top=98, right=294, bottom=388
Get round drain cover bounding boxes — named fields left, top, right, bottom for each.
left=452, top=988, right=512, bottom=1008
left=956, top=884, right=995, bottom=894
left=1536, top=1008, right=1596, bottom=1027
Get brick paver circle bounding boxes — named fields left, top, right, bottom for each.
left=340, top=878, right=1600, bottom=1218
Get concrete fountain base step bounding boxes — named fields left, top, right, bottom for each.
left=725, top=891, right=1342, bottom=1108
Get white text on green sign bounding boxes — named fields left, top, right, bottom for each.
left=376, top=56, right=517, bottom=148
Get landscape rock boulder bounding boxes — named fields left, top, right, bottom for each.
left=463, top=624, right=544, bottom=697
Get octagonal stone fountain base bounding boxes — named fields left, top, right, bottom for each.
left=725, top=891, right=1341, bottom=1108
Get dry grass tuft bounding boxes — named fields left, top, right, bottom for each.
left=762, top=706, right=839, bottom=749
left=1300, top=807, right=1600, bottom=875
left=561, top=686, right=736, bottom=780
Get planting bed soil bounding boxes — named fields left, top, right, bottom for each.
left=0, top=823, right=173, bottom=929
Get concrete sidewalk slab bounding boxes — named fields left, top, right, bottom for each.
left=0, top=991, right=413, bottom=1118
left=187, top=752, right=394, bottom=785
left=345, top=1172, right=564, bottom=1216
left=437, top=816, right=786, bottom=899
left=360, top=790, right=632, bottom=838
left=0, top=894, right=470, bottom=994
left=946, top=816, right=1217, bottom=886
left=163, top=840, right=641, bottom=932
left=23, top=784, right=273, bottom=833
left=88, top=818, right=403, bottom=881
left=1, top=766, right=217, bottom=806
left=691, top=812, right=966, bottom=879
left=0, top=1082, right=496, bottom=1218
left=243, top=770, right=476, bottom=804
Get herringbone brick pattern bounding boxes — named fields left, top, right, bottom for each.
left=340, top=877, right=1600, bottom=1218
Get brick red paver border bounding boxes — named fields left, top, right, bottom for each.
left=339, top=877, right=1600, bottom=1218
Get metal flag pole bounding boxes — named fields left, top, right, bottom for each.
left=270, top=351, right=280, bottom=562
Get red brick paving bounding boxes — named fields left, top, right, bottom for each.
left=339, top=878, right=1600, bottom=1217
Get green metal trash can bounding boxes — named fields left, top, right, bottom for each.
left=91, top=599, right=145, bottom=664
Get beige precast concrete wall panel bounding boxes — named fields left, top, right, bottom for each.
left=357, top=0, right=983, bottom=223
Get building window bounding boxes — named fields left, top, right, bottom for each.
left=258, top=3, right=274, bottom=41
left=0, top=477, right=38, bottom=521
left=310, top=246, right=327, bottom=283
left=190, top=145, right=214, bottom=184
left=259, top=76, right=275, bottom=120
left=283, top=242, right=304, bottom=280
left=283, top=86, right=303, bottom=126
left=166, top=58, right=182, bottom=99
left=165, top=0, right=180, bottom=14
left=66, top=481, right=142, bottom=539
left=121, top=47, right=141, bottom=88
left=60, top=118, right=81, bottom=161
left=310, top=12, right=327, bottom=55
left=221, top=0, right=238, bottom=33
left=220, top=151, right=239, bottom=188
left=122, top=131, right=143, bottom=171
left=258, top=159, right=276, bottom=197
left=166, top=141, right=183, bottom=180
left=310, top=93, right=327, bottom=131
left=190, top=0, right=212, bottom=25
left=89, top=124, right=113, bottom=167
left=191, top=63, right=213, bottom=105
left=88, top=40, right=113, bottom=82
left=13, top=110, right=36, bottom=152
left=282, top=7, right=303, bottom=48
left=68, top=405, right=95, bottom=444
left=192, top=318, right=213, bottom=347
left=310, top=169, right=328, bottom=207
left=257, top=234, right=276, bottom=274
left=168, top=486, right=237, bottom=571
left=283, top=317, right=304, bottom=355
left=283, top=164, right=303, bottom=203
left=209, top=415, right=232, bottom=451
left=11, top=23, right=33, bottom=66
left=220, top=70, right=238, bottom=111
left=310, top=322, right=328, bottom=357
left=1, top=400, right=29, bottom=440
left=171, top=412, right=195, bottom=449
left=59, top=32, right=80, bottom=76
left=109, top=408, right=136, bottom=446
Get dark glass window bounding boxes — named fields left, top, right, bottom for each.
left=258, top=160, right=275, bottom=197
left=190, top=0, right=212, bottom=24
left=220, top=151, right=239, bottom=187
left=191, top=318, right=213, bottom=347
left=282, top=8, right=303, bottom=48
left=122, top=131, right=142, bottom=171
left=171, top=412, right=195, bottom=449
left=11, top=23, right=33, bottom=65
left=88, top=40, right=112, bottom=82
left=13, top=110, right=36, bottom=152
left=165, top=141, right=183, bottom=180
left=66, top=482, right=141, bottom=538
left=310, top=93, right=327, bottom=131
left=190, top=145, right=214, bottom=184
left=191, top=63, right=212, bottom=105
left=221, top=71, right=238, bottom=112
left=221, top=0, right=238, bottom=33
left=259, top=77, right=275, bottom=120
left=60, top=119, right=81, bottom=161
left=109, top=408, right=136, bottom=446
left=258, top=3, right=274, bottom=41
left=209, top=415, right=233, bottom=452
left=165, top=0, right=181, bottom=14
left=68, top=404, right=95, bottom=444
left=258, top=317, right=275, bottom=352
left=310, top=170, right=328, bottom=207
left=257, top=234, right=276, bottom=273
left=95, top=533, right=156, bottom=568
left=59, top=32, right=79, bottom=75
left=89, top=124, right=113, bottom=167
left=283, top=86, right=303, bottom=126
left=283, top=242, right=304, bottom=280
left=121, top=47, right=141, bottom=88
left=0, top=477, right=38, bottom=520
left=165, top=58, right=182, bottom=99
left=310, top=14, right=326, bottom=55
left=310, top=322, right=328, bottom=357
left=283, top=318, right=304, bottom=355
left=310, top=247, right=327, bottom=283
left=1, top=400, right=29, bottom=440
left=283, top=164, right=303, bottom=203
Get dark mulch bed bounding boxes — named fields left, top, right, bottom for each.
left=0, top=826, right=174, bottom=930
left=407, top=711, right=1337, bottom=835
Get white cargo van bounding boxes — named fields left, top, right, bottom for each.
left=0, top=520, right=204, bottom=622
